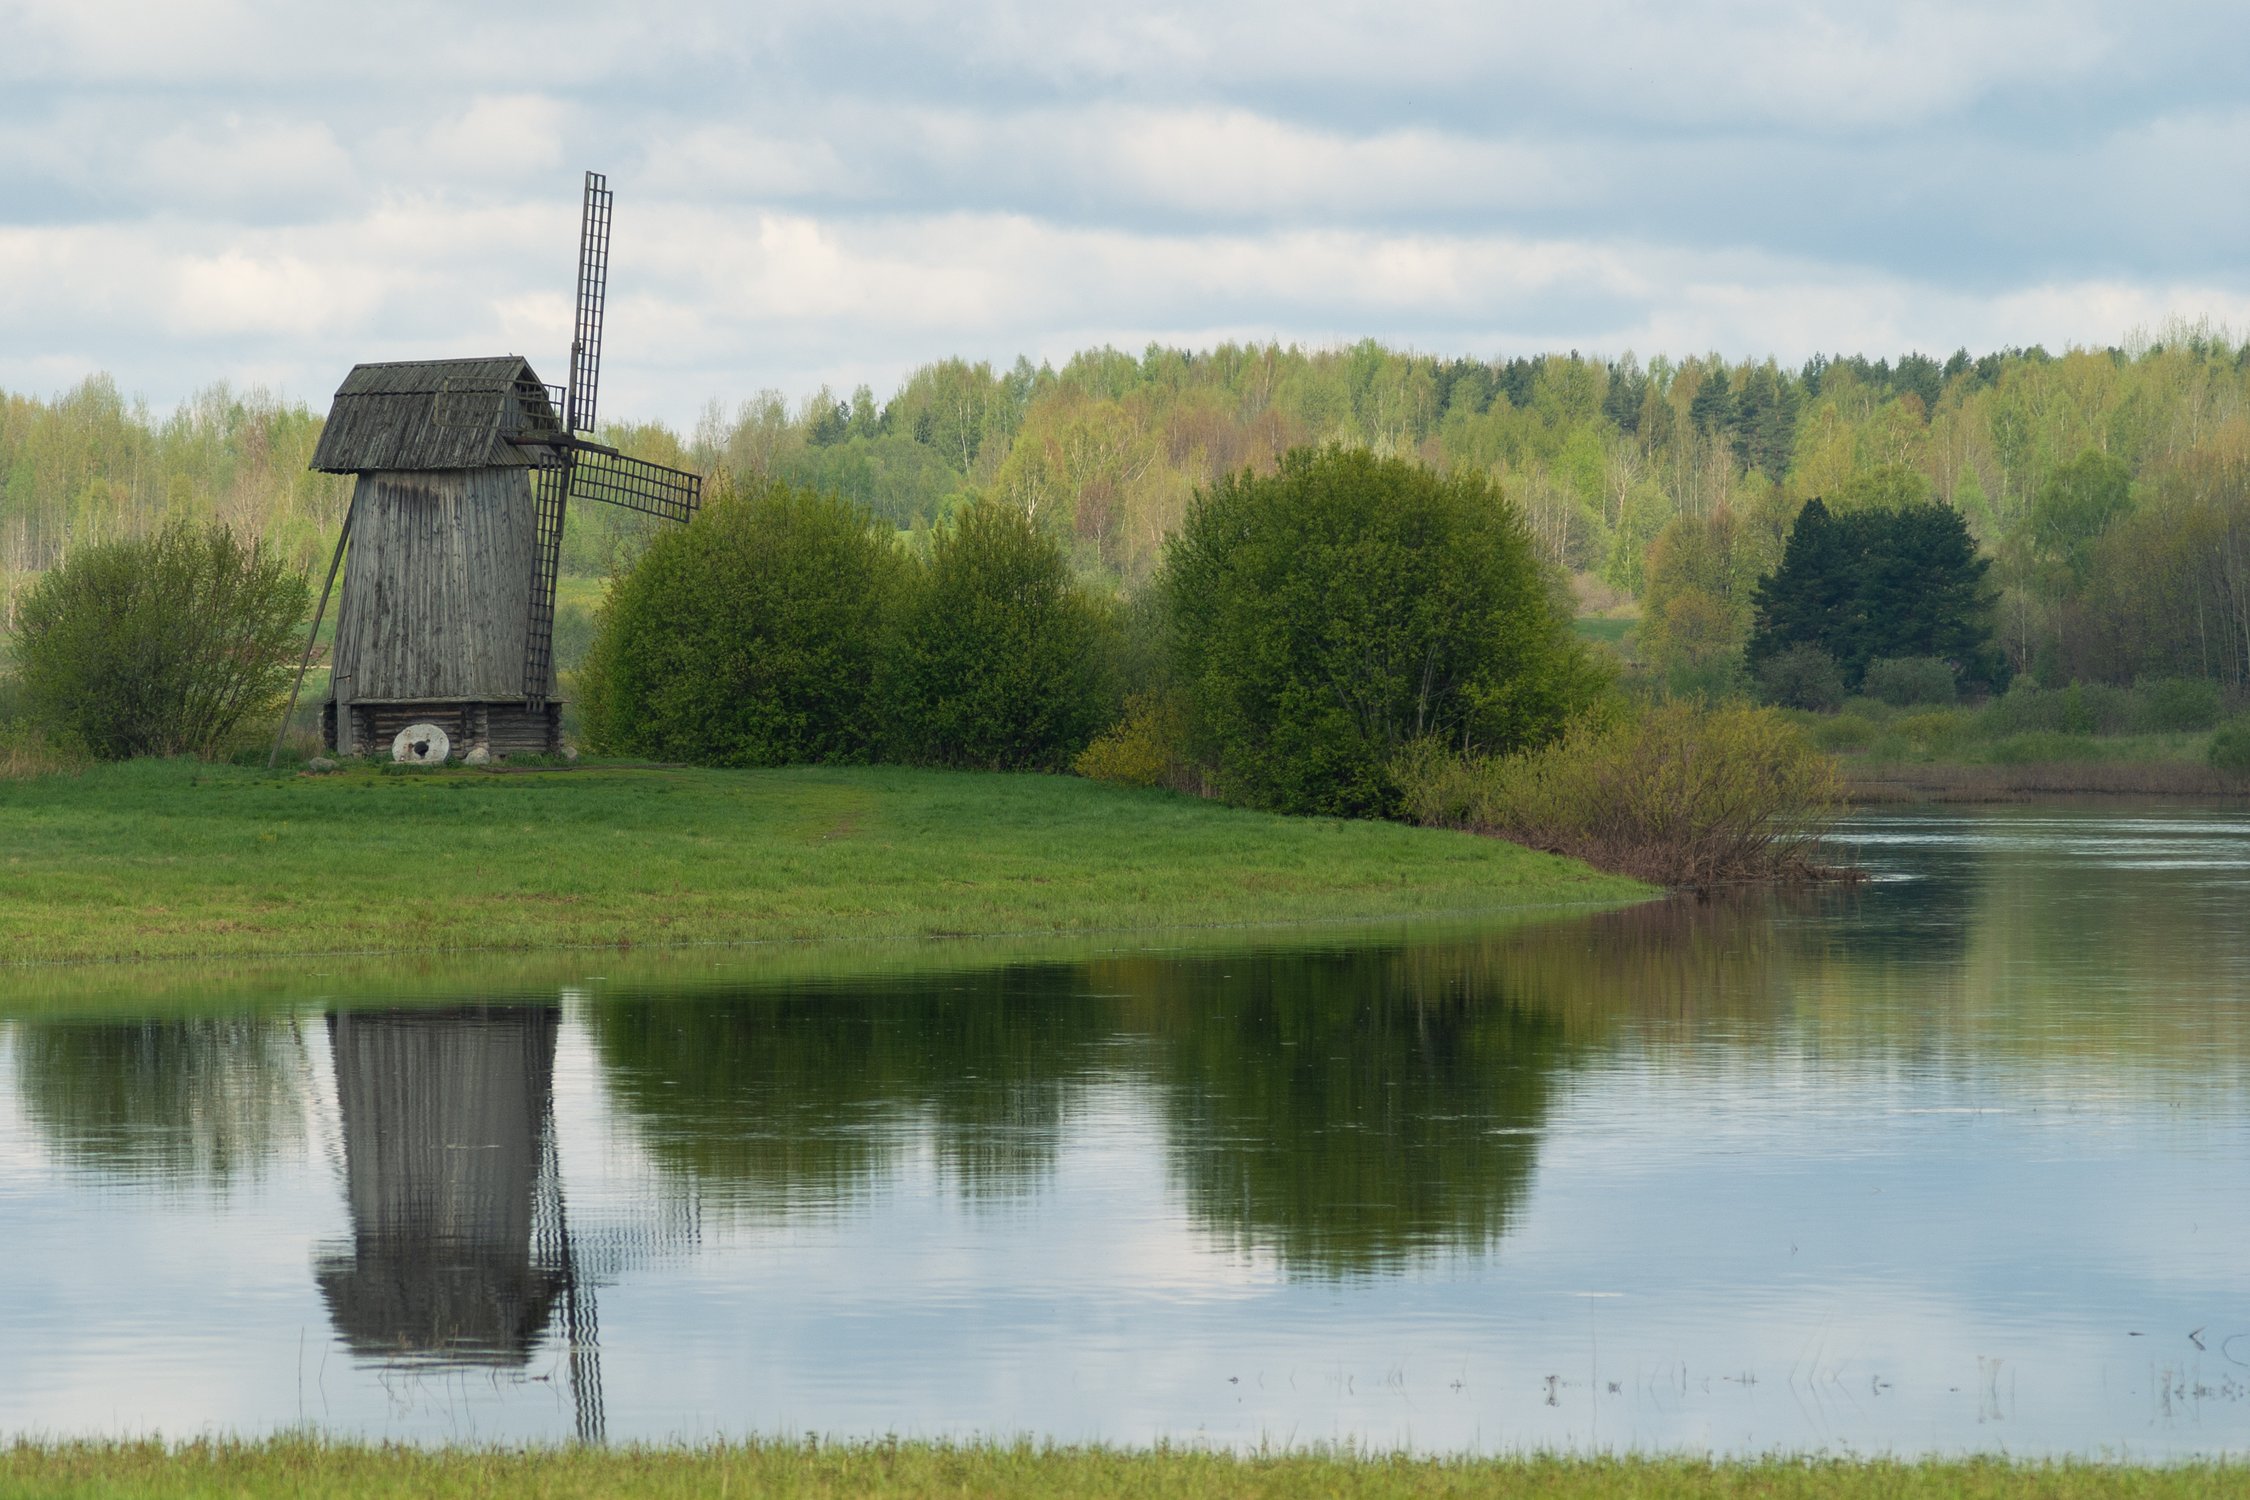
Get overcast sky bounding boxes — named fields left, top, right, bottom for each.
left=3, top=0, right=2246, bottom=427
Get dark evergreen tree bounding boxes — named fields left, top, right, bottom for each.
left=1688, top=367, right=1734, bottom=438
left=1496, top=357, right=1538, bottom=410
left=1729, top=364, right=1798, bottom=480
left=1602, top=359, right=1647, bottom=435
left=1894, top=352, right=1944, bottom=412
left=1747, top=499, right=1853, bottom=679
left=1435, top=359, right=1494, bottom=418
left=1853, top=503, right=2000, bottom=681
left=1749, top=499, right=2004, bottom=693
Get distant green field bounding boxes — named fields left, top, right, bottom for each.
left=0, top=759, right=1647, bottom=967
left=5, top=1441, right=2242, bottom=1500
left=1571, top=615, right=1634, bottom=646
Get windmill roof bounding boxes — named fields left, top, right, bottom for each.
left=311, top=355, right=564, bottom=473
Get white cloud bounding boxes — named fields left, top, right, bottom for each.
left=137, top=114, right=356, bottom=208
left=0, top=0, right=2243, bottom=421
left=364, top=94, right=570, bottom=183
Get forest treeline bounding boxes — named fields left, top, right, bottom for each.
left=7, top=326, right=2250, bottom=687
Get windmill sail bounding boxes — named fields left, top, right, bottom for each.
left=519, top=171, right=703, bottom=707
left=522, top=463, right=571, bottom=705
left=566, top=448, right=701, bottom=522
left=567, top=173, right=610, bottom=436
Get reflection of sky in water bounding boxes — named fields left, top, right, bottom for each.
left=2, top=803, right=2248, bottom=1456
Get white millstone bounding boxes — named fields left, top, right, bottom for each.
left=391, top=723, right=451, bottom=764
left=463, top=745, right=491, bottom=765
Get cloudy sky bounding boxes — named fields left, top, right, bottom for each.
left=3, top=0, right=2246, bottom=426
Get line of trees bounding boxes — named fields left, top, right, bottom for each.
left=9, top=329, right=2250, bottom=688
left=580, top=451, right=1601, bottom=817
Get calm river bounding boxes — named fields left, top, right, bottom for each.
left=2, top=804, right=2245, bottom=1456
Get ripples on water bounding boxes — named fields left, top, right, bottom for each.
left=1, top=804, right=2246, bottom=1456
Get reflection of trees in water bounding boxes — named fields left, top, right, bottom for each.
left=10, top=1017, right=308, bottom=1185
left=588, top=946, right=1582, bottom=1277
left=312, top=1006, right=565, bottom=1367
left=1132, top=947, right=1570, bottom=1277
left=587, top=970, right=1106, bottom=1211
left=1952, top=812, right=2250, bottom=1064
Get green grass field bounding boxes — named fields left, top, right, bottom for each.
left=5, top=1441, right=2240, bottom=1499
left=0, top=760, right=1648, bottom=967
left=1571, top=615, right=1635, bottom=647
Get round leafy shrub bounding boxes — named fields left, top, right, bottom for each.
left=882, top=501, right=1111, bottom=769
left=1981, top=683, right=2067, bottom=735
left=1163, top=447, right=1603, bottom=816
left=11, top=520, right=307, bottom=760
left=2134, top=677, right=2223, bottom=733
left=2069, top=681, right=2133, bottom=735
left=1394, top=703, right=1842, bottom=886
left=1074, top=691, right=1195, bottom=791
left=1756, top=643, right=1846, bottom=711
left=2210, top=717, right=2250, bottom=778
left=1893, top=709, right=1969, bottom=754
left=579, top=481, right=904, bottom=765
left=1807, top=713, right=1878, bottom=752
left=1861, top=656, right=1957, bottom=708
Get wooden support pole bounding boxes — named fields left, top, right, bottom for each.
left=267, top=500, right=356, bottom=771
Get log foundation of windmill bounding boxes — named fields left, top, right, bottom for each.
left=289, top=171, right=701, bottom=763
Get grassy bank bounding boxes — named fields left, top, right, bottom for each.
left=1774, top=693, right=2249, bottom=800
left=5, top=1441, right=2244, bottom=1499
left=0, top=760, right=1647, bottom=967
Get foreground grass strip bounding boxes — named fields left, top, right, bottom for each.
left=0, top=761, right=1648, bottom=966
left=6, top=1442, right=2246, bottom=1499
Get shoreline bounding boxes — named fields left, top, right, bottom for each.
left=1845, top=757, right=2244, bottom=802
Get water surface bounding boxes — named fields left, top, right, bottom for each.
left=3, top=803, right=2246, bottom=1456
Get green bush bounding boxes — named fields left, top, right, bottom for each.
left=1163, top=447, right=1603, bottom=817
left=579, top=480, right=905, bottom=765
left=1395, top=703, right=1842, bottom=886
left=1755, top=643, right=1846, bottom=711
left=2134, top=677, right=2223, bottom=733
left=1893, top=709, right=1970, bottom=754
left=883, top=501, right=1111, bottom=769
left=0, top=720, right=86, bottom=779
left=1985, top=731, right=2101, bottom=764
left=1658, top=650, right=1751, bottom=705
left=1981, top=682, right=2105, bottom=736
left=9, top=520, right=307, bottom=760
left=2071, top=682, right=2133, bottom=734
left=1861, top=655, right=1957, bottom=707
left=1807, top=713, right=1879, bottom=752
left=2210, top=717, right=2250, bottom=778
left=1073, top=691, right=1197, bottom=792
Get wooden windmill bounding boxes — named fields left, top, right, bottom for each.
left=289, top=171, right=701, bottom=761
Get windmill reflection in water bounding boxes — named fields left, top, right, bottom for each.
left=312, top=1004, right=694, bottom=1443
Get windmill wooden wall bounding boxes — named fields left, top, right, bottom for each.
left=326, top=467, right=557, bottom=755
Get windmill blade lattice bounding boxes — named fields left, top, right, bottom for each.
left=522, top=462, right=570, bottom=706
left=567, top=448, right=702, bottom=523
left=567, top=172, right=611, bottom=436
